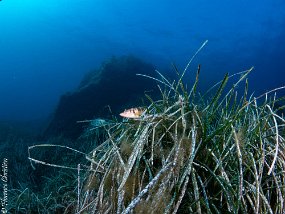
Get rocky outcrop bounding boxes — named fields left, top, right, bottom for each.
left=43, top=56, right=158, bottom=139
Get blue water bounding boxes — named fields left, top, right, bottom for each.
left=0, top=0, right=284, bottom=122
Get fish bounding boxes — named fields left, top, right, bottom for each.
left=119, top=107, right=145, bottom=119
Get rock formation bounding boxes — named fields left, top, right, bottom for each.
left=43, top=56, right=158, bottom=139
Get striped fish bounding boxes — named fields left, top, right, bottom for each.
left=119, top=107, right=145, bottom=119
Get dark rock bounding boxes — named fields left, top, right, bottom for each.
left=43, top=56, right=158, bottom=139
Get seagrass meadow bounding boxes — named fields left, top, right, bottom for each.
left=9, top=46, right=285, bottom=213
left=2, top=1, right=285, bottom=213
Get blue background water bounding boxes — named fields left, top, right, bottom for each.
left=0, top=0, right=284, bottom=122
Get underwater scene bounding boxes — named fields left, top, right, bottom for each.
left=0, top=0, right=285, bottom=213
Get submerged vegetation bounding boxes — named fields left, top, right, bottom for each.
left=8, top=43, right=285, bottom=213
